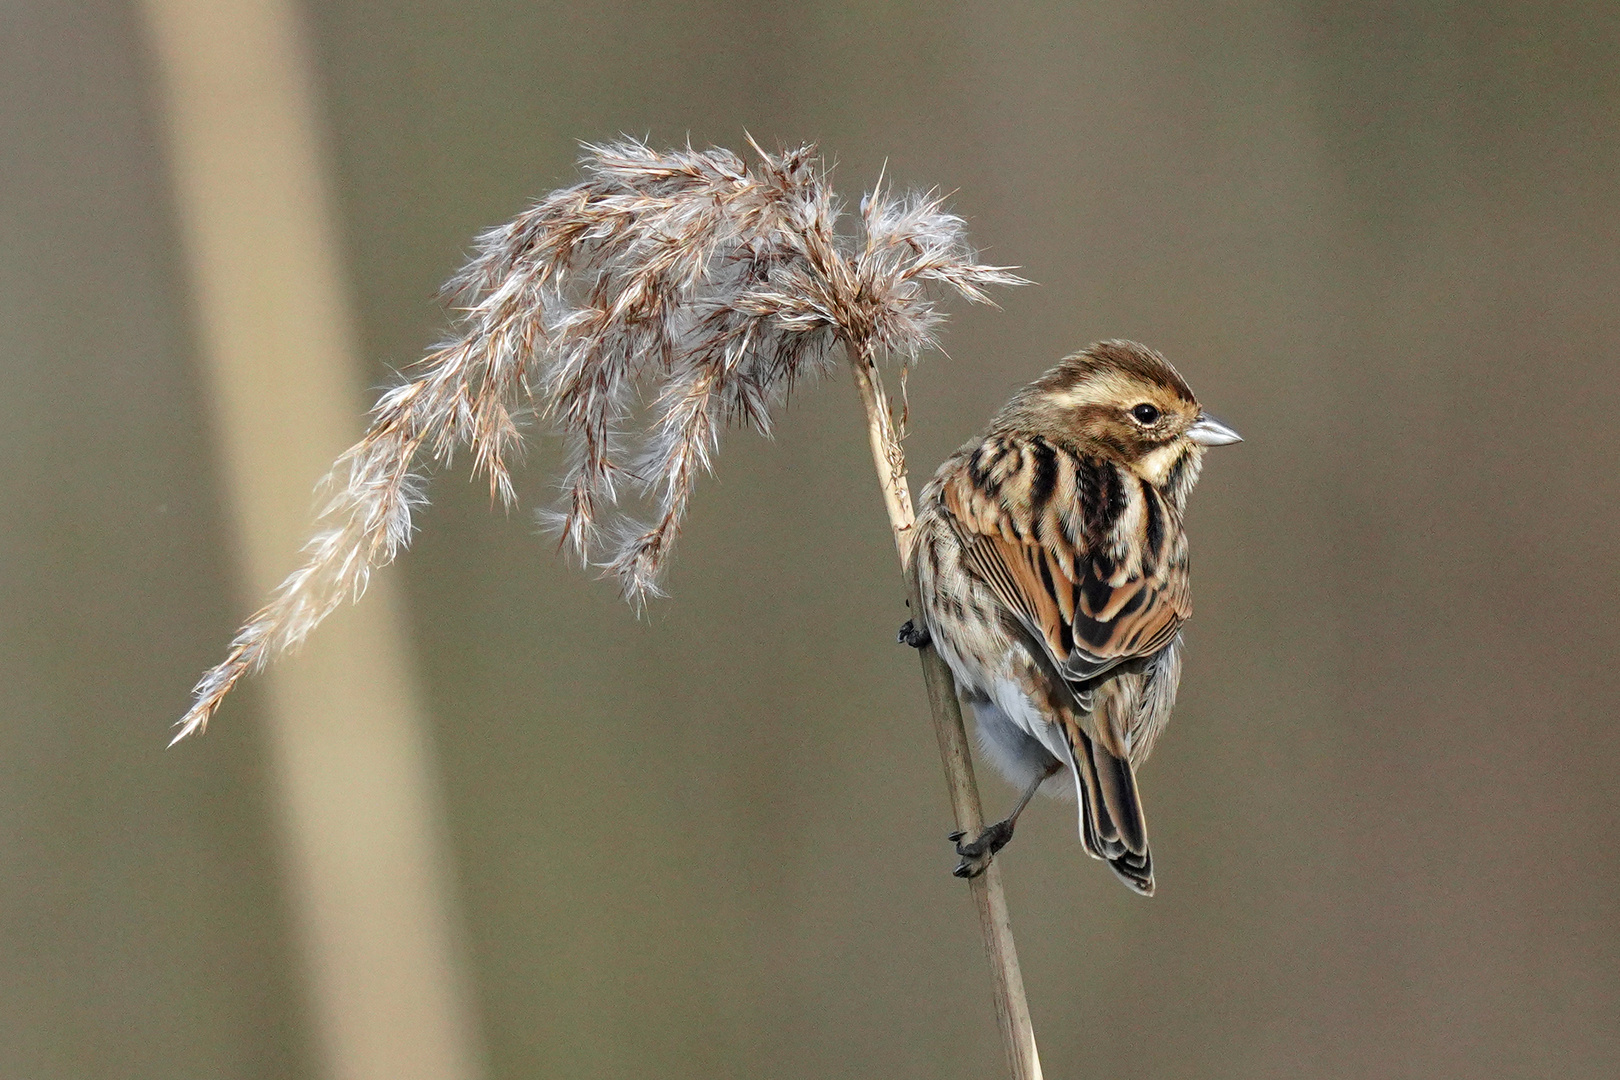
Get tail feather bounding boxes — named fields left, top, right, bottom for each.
left=1068, top=724, right=1155, bottom=895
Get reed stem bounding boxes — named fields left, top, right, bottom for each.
left=845, top=341, right=1043, bottom=1080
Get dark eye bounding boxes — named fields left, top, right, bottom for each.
left=1130, top=403, right=1161, bottom=425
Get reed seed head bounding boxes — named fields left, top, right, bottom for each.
left=174, top=137, right=1027, bottom=739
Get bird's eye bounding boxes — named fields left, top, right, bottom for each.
left=1130, top=403, right=1161, bottom=425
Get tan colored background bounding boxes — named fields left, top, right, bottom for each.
left=4, top=2, right=1618, bottom=1078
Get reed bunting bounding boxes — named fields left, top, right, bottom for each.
left=905, top=340, right=1240, bottom=894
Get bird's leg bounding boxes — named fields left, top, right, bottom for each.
left=951, top=761, right=1062, bottom=878
left=897, top=618, right=931, bottom=649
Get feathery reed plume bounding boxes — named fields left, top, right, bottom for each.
left=177, top=137, right=1024, bottom=741
left=179, top=135, right=1043, bottom=1080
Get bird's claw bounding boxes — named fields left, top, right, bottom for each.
left=898, top=619, right=931, bottom=649
left=950, top=820, right=1015, bottom=879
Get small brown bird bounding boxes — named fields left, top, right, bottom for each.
left=907, top=340, right=1240, bottom=894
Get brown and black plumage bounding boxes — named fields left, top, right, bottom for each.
left=911, top=340, right=1240, bottom=894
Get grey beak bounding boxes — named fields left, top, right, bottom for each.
left=1187, top=412, right=1243, bottom=446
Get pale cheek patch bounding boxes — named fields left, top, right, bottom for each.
left=1135, top=443, right=1187, bottom=486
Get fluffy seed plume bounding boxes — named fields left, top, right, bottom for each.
left=174, top=137, right=1028, bottom=741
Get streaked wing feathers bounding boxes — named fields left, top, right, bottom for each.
left=942, top=440, right=1188, bottom=691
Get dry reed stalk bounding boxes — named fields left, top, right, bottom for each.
left=174, top=137, right=1036, bottom=1078
left=847, top=342, right=1043, bottom=1080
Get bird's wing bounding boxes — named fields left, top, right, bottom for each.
left=940, top=442, right=1188, bottom=688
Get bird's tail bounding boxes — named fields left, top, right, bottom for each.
left=1066, top=724, right=1155, bottom=895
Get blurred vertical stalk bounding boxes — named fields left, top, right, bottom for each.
left=846, top=343, right=1043, bottom=1080
left=138, top=2, right=484, bottom=1078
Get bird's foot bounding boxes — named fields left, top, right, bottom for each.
left=949, top=819, right=1015, bottom=879
left=898, top=619, right=931, bottom=649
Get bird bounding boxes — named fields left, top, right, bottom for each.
left=904, top=340, right=1240, bottom=894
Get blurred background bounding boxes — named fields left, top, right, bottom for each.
left=4, top=1, right=1618, bottom=1078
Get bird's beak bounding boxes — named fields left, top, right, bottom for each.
left=1187, top=412, right=1243, bottom=446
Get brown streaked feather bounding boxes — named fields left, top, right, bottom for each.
left=1063, top=716, right=1154, bottom=895
left=940, top=438, right=1190, bottom=693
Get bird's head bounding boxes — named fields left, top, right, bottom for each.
left=1001, top=339, right=1241, bottom=499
